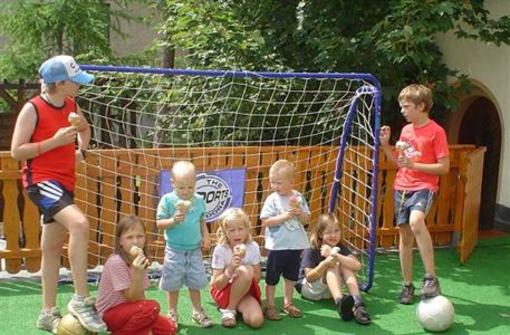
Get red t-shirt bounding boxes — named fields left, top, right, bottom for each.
left=394, top=119, right=449, bottom=192
left=22, top=96, right=77, bottom=191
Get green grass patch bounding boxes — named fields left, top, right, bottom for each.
left=1, top=236, right=509, bottom=334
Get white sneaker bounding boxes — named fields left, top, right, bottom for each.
left=67, top=295, right=107, bottom=332
left=36, top=307, right=62, bottom=334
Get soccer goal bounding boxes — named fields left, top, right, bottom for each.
left=76, top=65, right=382, bottom=291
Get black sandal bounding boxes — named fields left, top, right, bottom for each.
left=338, top=295, right=354, bottom=321
left=353, top=303, right=371, bottom=325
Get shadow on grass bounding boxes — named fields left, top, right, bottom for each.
left=0, top=278, right=41, bottom=296
left=0, top=277, right=89, bottom=297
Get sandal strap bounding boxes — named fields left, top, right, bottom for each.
left=265, top=306, right=282, bottom=320
left=354, top=304, right=371, bottom=324
left=283, top=304, right=302, bottom=317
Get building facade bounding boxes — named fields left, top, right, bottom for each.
left=436, top=1, right=509, bottom=231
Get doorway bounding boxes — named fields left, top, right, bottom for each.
left=456, top=97, right=502, bottom=230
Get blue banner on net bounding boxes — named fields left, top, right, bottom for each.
left=158, top=168, right=246, bottom=223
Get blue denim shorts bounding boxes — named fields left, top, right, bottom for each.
left=393, top=189, right=435, bottom=225
left=159, top=245, right=208, bottom=291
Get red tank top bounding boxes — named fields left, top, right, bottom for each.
left=22, top=96, right=77, bottom=191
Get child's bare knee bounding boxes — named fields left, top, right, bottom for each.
left=409, top=220, right=425, bottom=235
left=76, top=216, right=89, bottom=228
left=237, top=265, right=254, bottom=278
left=69, top=217, right=89, bottom=235
left=245, top=313, right=264, bottom=328
left=344, top=275, right=357, bottom=287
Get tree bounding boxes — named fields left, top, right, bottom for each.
left=155, top=0, right=285, bottom=70
left=0, top=0, right=138, bottom=81
left=155, top=0, right=510, bottom=126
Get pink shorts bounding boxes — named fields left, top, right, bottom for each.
left=210, top=279, right=262, bottom=309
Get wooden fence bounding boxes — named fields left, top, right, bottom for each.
left=0, top=145, right=484, bottom=273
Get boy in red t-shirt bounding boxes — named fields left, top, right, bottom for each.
left=379, top=84, right=450, bottom=305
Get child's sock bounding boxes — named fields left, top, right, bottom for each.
left=353, top=295, right=363, bottom=306
left=41, top=308, right=53, bottom=314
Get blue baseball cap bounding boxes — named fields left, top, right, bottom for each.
left=39, top=55, right=94, bottom=85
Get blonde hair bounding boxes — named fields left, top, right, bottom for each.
left=216, top=208, right=253, bottom=246
left=310, top=213, right=340, bottom=249
left=398, top=84, right=433, bottom=113
left=269, top=159, right=295, bottom=179
left=114, top=215, right=147, bottom=264
left=171, top=161, right=196, bottom=180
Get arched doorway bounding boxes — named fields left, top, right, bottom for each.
left=452, top=94, right=502, bottom=230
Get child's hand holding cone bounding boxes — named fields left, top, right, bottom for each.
left=129, top=245, right=150, bottom=270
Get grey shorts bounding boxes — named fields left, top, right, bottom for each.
left=394, top=189, right=435, bottom=225
left=159, top=245, right=208, bottom=291
left=299, top=278, right=332, bottom=301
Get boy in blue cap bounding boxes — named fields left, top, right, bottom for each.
left=11, top=55, right=106, bottom=333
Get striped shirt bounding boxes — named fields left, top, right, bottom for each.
left=95, top=254, right=150, bottom=317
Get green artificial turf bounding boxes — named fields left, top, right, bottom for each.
left=1, top=235, right=509, bottom=334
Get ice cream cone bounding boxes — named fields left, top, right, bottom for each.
left=68, top=112, right=81, bottom=127
left=330, top=246, right=341, bottom=256
left=129, top=245, right=144, bottom=258
left=289, top=195, right=300, bottom=209
left=396, top=141, right=407, bottom=158
left=176, top=199, right=192, bottom=213
left=233, top=244, right=246, bottom=259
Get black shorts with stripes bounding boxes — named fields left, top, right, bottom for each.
left=26, top=180, right=74, bottom=224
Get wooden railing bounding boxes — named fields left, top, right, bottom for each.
left=0, top=145, right=483, bottom=273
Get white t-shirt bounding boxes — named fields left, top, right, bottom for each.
left=211, top=241, right=261, bottom=270
left=260, top=191, right=310, bottom=250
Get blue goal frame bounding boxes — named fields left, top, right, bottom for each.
left=81, top=65, right=382, bottom=291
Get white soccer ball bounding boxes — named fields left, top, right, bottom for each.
left=416, top=295, right=455, bottom=332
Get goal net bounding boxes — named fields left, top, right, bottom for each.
left=76, top=65, right=381, bottom=291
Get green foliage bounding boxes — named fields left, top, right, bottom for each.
left=0, top=0, right=139, bottom=81
left=265, top=0, right=510, bottom=124
left=156, top=0, right=510, bottom=127
left=156, top=0, right=285, bottom=71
